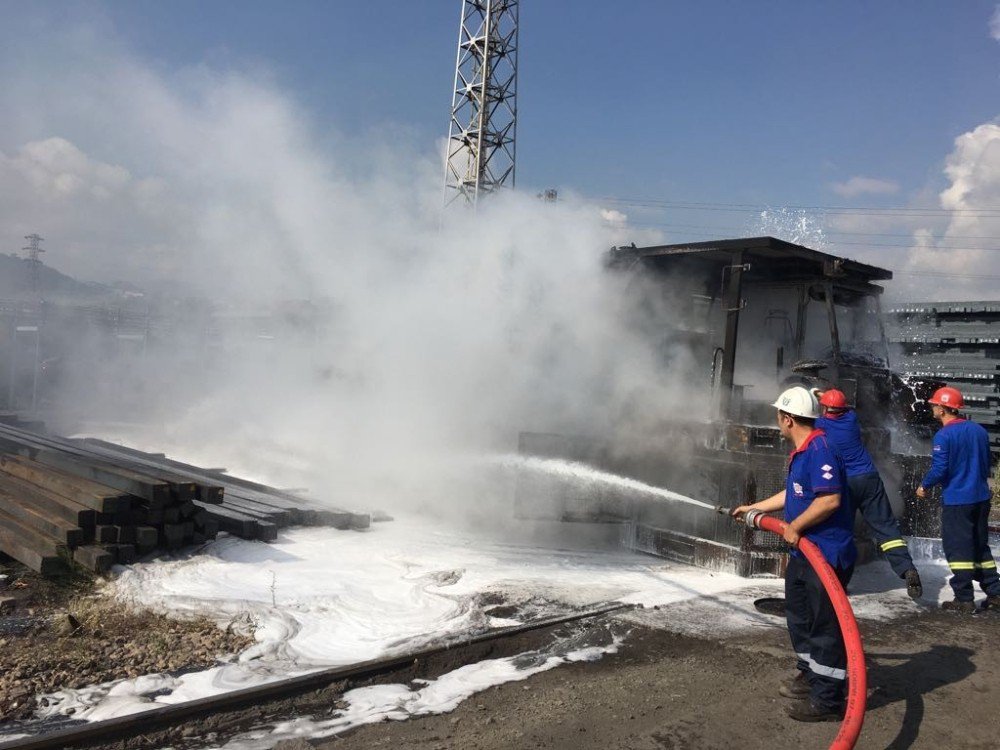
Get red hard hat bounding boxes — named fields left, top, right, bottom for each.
left=928, top=386, right=964, bottom=409
left=819, top=389, right=848, bottom=409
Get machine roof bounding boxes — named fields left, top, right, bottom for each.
left=609, top=236, right=893, bottom=284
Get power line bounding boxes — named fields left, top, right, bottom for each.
left=894, top=270, right=1000, bottom=280
left=628, top=225, right=1000, bottom=253
left=628, top=219, right=1000, bottom=243
left=805, top=239, right=997, bottom=252
left=600, top=204, right=1000, bottom=281
left=635, top=232, right=1000, bottom=279
left=600, top=196, right=1000, bottom=214
left=597, top=196, right=1000, bottom=218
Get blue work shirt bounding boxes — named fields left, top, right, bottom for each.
left=785, top=429, right=857, bottom=568
left=816, top=410, right=877, bottom=478
left=921, top=419, right=992, bottom=505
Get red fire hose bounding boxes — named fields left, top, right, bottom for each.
left=741, top=509, right=867, bottom=750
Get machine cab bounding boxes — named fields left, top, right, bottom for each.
left=607, top=236, right=929, bottom=455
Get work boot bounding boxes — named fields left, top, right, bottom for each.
left=778, top=670, right=811, bottom=699
left=778, top=670, right=809, bottom=700
left=904, top=568, right=923, bottom=600
left=979, top=595, right=1000, bottom=612
left=941, top=599, right=976, bottom=613
left=784, top=699, right=842, bottom=723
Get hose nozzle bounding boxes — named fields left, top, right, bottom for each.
left=720, top=507, right=766, bottom=527
left=743, top=509, right=766, bottom=528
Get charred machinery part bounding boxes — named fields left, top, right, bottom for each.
left=717, top=258, right=747, bottom=421
left=607, top=237, right=897, bottom=429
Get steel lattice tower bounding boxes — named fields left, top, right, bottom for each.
left=444, top=0, right=519, bottom=207
left=22, top=234, right=45, bottom=292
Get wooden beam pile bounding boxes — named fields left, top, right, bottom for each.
left=0, top=422, right=370, bottom=576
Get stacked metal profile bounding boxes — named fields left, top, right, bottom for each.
left=886, top=301, right=1000, bottom=457
left=0, top=418, right=369, bottom=576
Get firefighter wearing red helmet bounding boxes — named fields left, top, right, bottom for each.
left=818, top=389, right=848, bottom=410
left=816, top=388, right=922, bottom=599
left=917, top=386, right=1000, bottom=613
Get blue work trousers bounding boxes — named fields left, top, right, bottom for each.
left=785, top=555, right=854, bottom=712
left=848, top=471, right=914, bottom=578
left=941, top=502, right=1000, bottom=602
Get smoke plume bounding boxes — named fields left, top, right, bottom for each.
left=0, top=14, right=694, bottom=516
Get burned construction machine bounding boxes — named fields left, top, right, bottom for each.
left=516, top=237, right=941, bottom=576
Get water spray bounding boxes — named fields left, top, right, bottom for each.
left=503, top=455, right=718, bottom=512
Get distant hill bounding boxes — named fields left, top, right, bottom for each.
left=0, top=253, right=110, bottom=300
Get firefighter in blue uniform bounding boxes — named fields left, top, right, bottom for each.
left=816, top=388, right=922, bottom=599
left=916, top=386, right=1000, bottom=612
left=732, top=386, right=856, bottom=722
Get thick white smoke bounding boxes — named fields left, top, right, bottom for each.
left=0, top=16, right=696, bottom=515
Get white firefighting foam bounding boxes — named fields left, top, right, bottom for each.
left=13, top=517, right=959, bottom=741
left=25, top=515, right=761, bottom=726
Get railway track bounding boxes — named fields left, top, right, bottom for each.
left=0, top=601, right=634, bottom=750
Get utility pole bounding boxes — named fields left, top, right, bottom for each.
left=444, top=0, right=519, bottom=208
left=22, top=234, right=45, bottom=293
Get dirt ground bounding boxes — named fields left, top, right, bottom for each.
left=323, top=609, right=1000, bottom=750
left=0, top=559, right=254, bottom=723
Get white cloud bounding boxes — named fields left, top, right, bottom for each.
left=3, top=137, right=131, bottom=197
left=811, top=134, right=1000, bottom=301
left=599, top=208, right=627, bottom=226
left=896, top=121, right=1000, bottom=300
left=939, top=123, right=1000, bottom=213
left=830, top=176, right=900, bottom=198
left=990, top=5, right=1000, bottom=41
left=0, top=136, right=190, bottom=280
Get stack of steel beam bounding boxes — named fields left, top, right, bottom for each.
left=0, top=422, right=369, bottom=576
left=886, top=301, right=1000, bottom=456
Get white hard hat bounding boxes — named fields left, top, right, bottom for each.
left=772, top=385, right=821, bottom=419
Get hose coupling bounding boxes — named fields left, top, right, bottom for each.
left=743, top=508, right=765, bottom=529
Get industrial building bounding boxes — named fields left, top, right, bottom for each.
left=886, top=301, right=1000, bottom=458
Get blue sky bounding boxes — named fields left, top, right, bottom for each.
left=2, top=1, right=999, bottom=294
left=91, top=1, right=999, bottom=204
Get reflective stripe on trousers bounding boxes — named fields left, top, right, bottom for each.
left=950, top=561, right=998, bottom=570
left=796, top=651, right=847, bottom=680
left=879, top=539, right=907, bottom=552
